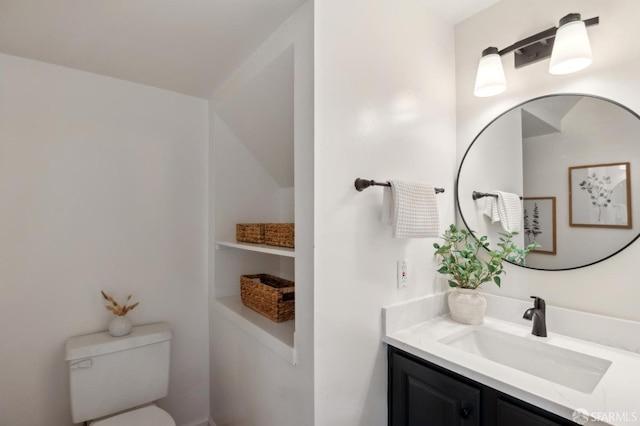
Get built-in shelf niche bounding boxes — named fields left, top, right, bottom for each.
left=213, top=45, right=296, bottom=364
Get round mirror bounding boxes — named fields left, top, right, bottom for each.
left=457, top=94, right=640, bottom=271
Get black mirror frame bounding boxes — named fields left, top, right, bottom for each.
left=456, top=93, right=640, bottom=271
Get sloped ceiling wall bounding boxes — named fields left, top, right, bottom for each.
left=216, top=47, right=294, bottom=188
left=0, top=0, right=306, bottom=98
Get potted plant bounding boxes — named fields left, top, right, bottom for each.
left=102, top=291, right=140, bottom=337
left=433, top=224, right=537, bottom=324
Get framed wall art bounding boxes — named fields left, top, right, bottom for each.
left=569, top=162, right=632, bottom=228
left=523, top=197, right=556, bottom=255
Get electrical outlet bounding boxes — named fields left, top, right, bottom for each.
left=397, top=259, right=409, bottom=289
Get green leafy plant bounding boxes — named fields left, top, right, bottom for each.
left=433, top=224, right=538, bottom=290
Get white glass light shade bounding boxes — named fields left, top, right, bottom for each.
left=549, top=20, right=592, bottom=75
left=474, top=52, right=506, bottom=97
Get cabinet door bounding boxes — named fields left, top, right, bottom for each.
left=496, top=398, right=576, bottom=426
left=390, top=350, right=480, bottom=426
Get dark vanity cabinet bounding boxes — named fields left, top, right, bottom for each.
left=388, top=346, right=578, bottom=426
left=389, top=346, right=480, bottom=426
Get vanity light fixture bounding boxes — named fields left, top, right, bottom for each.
left=473, top=13, right=599, bottom=97
left=474, top=47, right=507, bottom=98
left=549, top=14, right=593, bottom=75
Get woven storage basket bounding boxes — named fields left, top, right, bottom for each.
left=236, top=223, right=265, bottom=244
left=240, top=274, right=295, bottom=322
left=264, top=223, right=295, bottom=248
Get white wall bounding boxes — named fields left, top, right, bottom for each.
left=208, top=3, right=314, bottom=425
left=314, top=1, right=456, bottom=424
left=0, top=53, right=210, bottom=426
left=456, top=0, right=640, bottom=321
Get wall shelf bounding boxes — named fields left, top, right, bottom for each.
left=213, top=295, right=296, bottom=364
left=215, top=240, right=295, bottom=258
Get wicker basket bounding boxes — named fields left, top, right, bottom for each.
left=240, top=274, right=295, bottom=322
left=264, top=223, right=295, bottom=248
left=236, top=223, right=265, bottom=244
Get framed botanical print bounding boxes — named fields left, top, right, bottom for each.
left=523, top=197, right=556, bottom=255
left=569, top=162, right=632, bottom=228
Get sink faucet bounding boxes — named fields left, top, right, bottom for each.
left=523, top=296, right=547, bottom=337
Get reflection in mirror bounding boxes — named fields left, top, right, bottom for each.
left=457, top=94, right=640, bottom=270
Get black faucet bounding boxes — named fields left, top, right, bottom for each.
left=523, top=296, right=547, bottom=337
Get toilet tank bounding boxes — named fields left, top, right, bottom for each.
left=65, top=322, right=172, bottom=423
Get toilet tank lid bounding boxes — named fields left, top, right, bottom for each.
left=66, top=322, right=172, bottom=361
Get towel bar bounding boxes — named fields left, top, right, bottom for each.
left=355, top=178, right=444, bottom=193
left=473, top=191, right=523, bottom=200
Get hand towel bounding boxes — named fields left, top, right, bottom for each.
left=483, top=193, right=500, bottom=223
left=382, top=180, right=440, bottom=238
left=483, top=190, right=522, bottom=233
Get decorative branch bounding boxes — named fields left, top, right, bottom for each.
left=101, top=291, right=140, bottom=316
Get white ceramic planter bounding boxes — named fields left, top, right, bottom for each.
left=448, top=288, right=487, bottom=325
left=108, top=315, right=133, bottom=337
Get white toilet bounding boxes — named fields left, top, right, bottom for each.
left=65, top=322, right=176, bottom=425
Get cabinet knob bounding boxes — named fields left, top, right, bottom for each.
left=460, top=406, right=473, bottom=419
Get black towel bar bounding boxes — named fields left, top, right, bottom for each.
left=472, top=191, right=523, bottom=200
left=355, top=178, right=444, bottom=193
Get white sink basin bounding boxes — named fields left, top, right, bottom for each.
left=440, top=327, right=611, bottom=393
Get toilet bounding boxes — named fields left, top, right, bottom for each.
left=65, top=322, right=175, bottom=425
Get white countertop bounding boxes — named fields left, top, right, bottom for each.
left=383, top=295, right=640, bottom=426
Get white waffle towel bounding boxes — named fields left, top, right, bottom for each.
left=483, top=190, right=522, bottom=233
left=382, top=180, right=440, bottom=238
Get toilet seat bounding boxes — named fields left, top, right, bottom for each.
left=90, top=404, right=175, bottom=426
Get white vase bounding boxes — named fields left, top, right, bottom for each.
left=448, top=288, right=487, bottom=325
left=108, top=315, right=133, bottom=337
